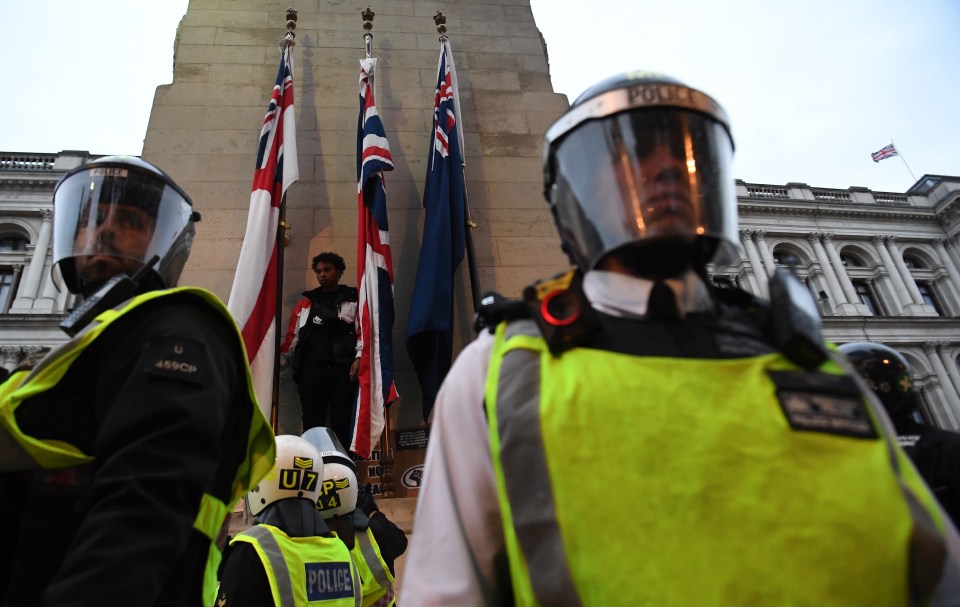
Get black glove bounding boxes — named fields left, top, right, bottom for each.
left=356, top=483, right=378, bottom=516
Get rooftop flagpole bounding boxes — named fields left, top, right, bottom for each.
left=891, top=139, right=918, bottom=183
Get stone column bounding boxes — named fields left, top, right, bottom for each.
left=807, top=232, right=849, bottom=310
left=925, top=342, right=960, bottom=428
left=11, top=210, right=53, bottom=311
left=740, top=229, right=768, bottom=297
left=938, top=341, right=960, bottom=409
left=754, top=230, right=777, bottom=277
left=34, top=260, right=60, bottom=312
left=932, top=238, right=960, bottom=308
left=884, top=236, right=936, bottom=316
left=948, top=235, right=960, bottom=273
left=822, top=233, right=868, bottom=314
left=3, top=264, right=24, bottom=313
left=922, top=380, right=953, bottom=429
left=873, top=235, right=913, bottom=312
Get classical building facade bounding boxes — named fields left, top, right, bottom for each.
left=0, top=151, right=93, bottom=369
left=3, top=148, right=959, bottom=428
left=716, top=176, right=960, bottom=429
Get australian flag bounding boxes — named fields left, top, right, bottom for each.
left=352, top=58, right=399, bottom=459
left=405, top=41, right=467, bottom=422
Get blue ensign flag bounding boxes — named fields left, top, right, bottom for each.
left=406, top=41, right=467, bottom=421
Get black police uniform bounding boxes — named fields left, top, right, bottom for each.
left=896, top=417, right=960, bottom=528
left=0, top=293, right=253, bottom=606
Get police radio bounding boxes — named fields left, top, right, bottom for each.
left=60, top=256, right=160, bottom=337
left=767, top=267, right=829, bottom=370
left=523, top=269, right=600, bottom=356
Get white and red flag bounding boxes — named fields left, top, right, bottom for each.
left=352, top=58, right=399, bottom=459
left=227, top=42, right=299, bottom=420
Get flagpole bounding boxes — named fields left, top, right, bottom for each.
left=890, top=139, right=917, bottom=183
left=271, top=9, right=298, bottom=432
left=434, top=12, right=481, bottom=311
left=360, top=6, right=395, bottom=497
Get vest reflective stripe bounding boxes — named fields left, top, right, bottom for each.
left=195, top=490, right=230, bottom=605
left=486, top=319, right=952, bottom=606
left=242, top=525, right=297, bottom=607
left=352, top=552, right=363, bottom=607
left=352, top=527, right=395, bottom=607
left=0, top=370, right=41, bottom=471
left=194, top=492, right=229, bottom=541
left=356, top=529, right=391, bottom=588
left=487, top=321, right=582, bottom=607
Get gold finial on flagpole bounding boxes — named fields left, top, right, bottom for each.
left=281, top=8, right=297, bottom=49
left=362, top=7, right=375, bottom=58
left=433, top=11, right=448, bottom=40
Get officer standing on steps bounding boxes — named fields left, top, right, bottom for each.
left=840, top=341, right=960, bottom=529
left=303, top=428, right=402, bottom=607
left=0, top=156, right=275, bottom=607
left=218, top=435, right=360, bottom=607
left=401, top=72, right=960, bottom=606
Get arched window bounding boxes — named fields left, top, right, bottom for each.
left=0, top=235, right=28, bottom=252
left=916, top=282, right=943, bottom=316
left=773, top=250, right=801, bottom=267
left=0, top=267, right=16, bottom=312
left=840, top=253, right=863, bottom=267
left=902, top=254, right=925, bottom=269
left=712, top=276, right=739, bottom=290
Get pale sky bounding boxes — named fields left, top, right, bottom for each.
left=1, top=1, right=957, bottom=193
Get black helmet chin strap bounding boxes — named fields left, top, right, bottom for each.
left=60, top=255, right=161, bottom=337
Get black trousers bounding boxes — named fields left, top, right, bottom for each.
left=295, top=361, right=356, bottom=447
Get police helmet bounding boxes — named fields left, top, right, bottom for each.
left=542, top=71, right=737, bottom=275
left=302, top=427, right=360, bottom=519
left=52, top=156, right=199, bottom=296
left=838, top=341, right=920, bottom=418
left=247, top=435, right=324, bottom=517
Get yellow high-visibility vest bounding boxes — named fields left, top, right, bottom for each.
left=486, top=319, right=948, bottom=606
left=350, top=526, right=396, bottom=607
left=232, top=524, right=361, bottom=606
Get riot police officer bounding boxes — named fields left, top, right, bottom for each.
left=840, top=341, right=960, bottom=528
left=401, top=72, right=960, bottom=605
left=218, top=435, right=360, bottom=606
left=303, top=427, right=404, bottom=607
left=0, top=156, right=274, bottom=606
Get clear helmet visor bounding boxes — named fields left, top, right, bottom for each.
left=549, top=108, right=737, bottom=271
left=52, top=165, right=194, bottom=293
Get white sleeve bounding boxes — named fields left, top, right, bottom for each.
left=399, top=330, right=509, bottom=605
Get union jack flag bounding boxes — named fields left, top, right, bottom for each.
left=227, top=41, right=299, bottom=420
left=871, top=143, right=898, bottom=163
left=352, top=58, right=399, bottom=459
left=406, top=40, right=466, bottom=422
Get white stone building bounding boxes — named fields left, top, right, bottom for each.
left=0, top=151, right=92, bottom=369
left=2, top=150, right=959, bottom=429
left=718, top=176, right=960, bottom=429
